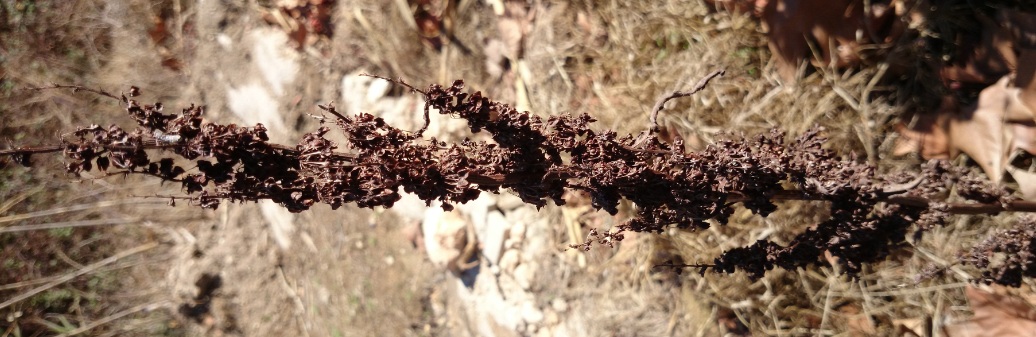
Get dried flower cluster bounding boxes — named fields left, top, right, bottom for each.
left=4, top=79, right=1036, bottom=285
left=964, top=216, right=1036, bottom=287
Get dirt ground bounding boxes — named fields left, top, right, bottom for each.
left=5, top=1, right=1036, bottom=336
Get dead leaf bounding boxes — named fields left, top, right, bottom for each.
left=893, top=99, right=953, bottom=158
left=949, top=77, right=1017, bottom=181
left=261, top=0, right=335, bottom=50
left=951, top=77, right=1036, bottom=181
left=839, top=303, right=878, bottom=336
left=893, top=318, right=926, bottom=336
left=897, top=77, right=1034, bottom=180
left=1017, top=48, right=1036, bottom=114
left=1011, top=121, right=1036, bottom=155
left=1006, top=165, right=1036, bottom=199
left=944, top=285, right=1036, bottom=337
left=758, top=0, right=905, bottom=83
left=896, top=76, right=1036, bottom=197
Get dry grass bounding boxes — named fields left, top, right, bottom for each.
left=1, top=1, right=192, bottom=336
left=467, top=1, right=1034, bottom=335
left=4, top=1, right=1035, bottom=336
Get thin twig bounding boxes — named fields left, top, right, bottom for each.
left=26, top=84, right=129, bottom=103
left=0, top=141, right=182, bottom=157
left=360, top=73, right=427, bottom=95
left=654, top=260, right=716, bottom=275
left=316, top=102, right=350, bottom=122
left=650, top=69, right=725, bottom=132
left=0, top=140, right=358, bottom=163
left=361, top=73, right=433, bottom=136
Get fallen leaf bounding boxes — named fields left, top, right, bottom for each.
left=1006, top=165, right=1036, bottom=199
left=944, top=285, right=1036, bottom=337
left=757, top=0, right=905, bottom=83
left=1017, top=48, right=1036, bottom=116
left=899, top=77, right=1036, bottom=183
left=893, top=99, right=953, bottom=159
left=839, top=303, right=878, bottom=336
left=948, top=77, right=1022, bottom=182
left=892, top=318, right=925, bottom=337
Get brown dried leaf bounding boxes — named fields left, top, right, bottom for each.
left=1011, top=122, right=1036, bottom=155
left=839, top=303, right=878, bottom=336
left=955, top=77, right=1036, bottom=181
left=944, top=285, right=1036, bottom=337
left=893, top=103, right=952, bottom=159
left=758, top=0, right=903, bottom=82
left=898, top=77, right=1036, bottom=182
left=949, top=77, right=1020, bottom=181
left=1018, top=48, right=1036, bottom=116
left=1006, top=165, right=1036, bottom=199
left=892, top=318, right=925, bottom=337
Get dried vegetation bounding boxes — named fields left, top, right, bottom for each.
left=6, top=0, right=1036, bottom=336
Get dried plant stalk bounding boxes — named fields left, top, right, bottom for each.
left=2, top=78, right=1035, bottom=285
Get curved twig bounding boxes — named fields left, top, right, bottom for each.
left=650, top=69, right=725, bottom=132
left=360, top=73, right=433, bottom=136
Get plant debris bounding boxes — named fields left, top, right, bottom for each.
left=5, top=79, right=1036, bottom=284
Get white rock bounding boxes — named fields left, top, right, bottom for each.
left=341, top=70, right=373, bottom=116
left=510, top=221, right=526, bottom=242
left=499, top=249, right=520, bottom=272
left=520, top=218, right=549, bottom=263
left=365, top=77, right=391, bottom=104
left=259, top=200, right=295, bottom=250
left=227, top=83, right=288, bottom=142
left=550, top=298, right=569, bottom=313
left=482, top=210, right=509, bottom=265
left=521, top=301, right=544, bottom=324
left=513, top=261, right=537, bottom=290
left=249, top=28, right=297, bottom=96
left=495, top=193, right=526, bottom=210
left=544, top=308, right=559, bottom=325
left=504, top=237, right=520, bottom=250
left=496, top=273, right=524, bottom=301
left=389, top=192, right=429, bottom=223
left=422, top=208, right=472, bottom=269
left=216, top=34, right=233, bottom=50
left=458, top=194, right=495, bottom=235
